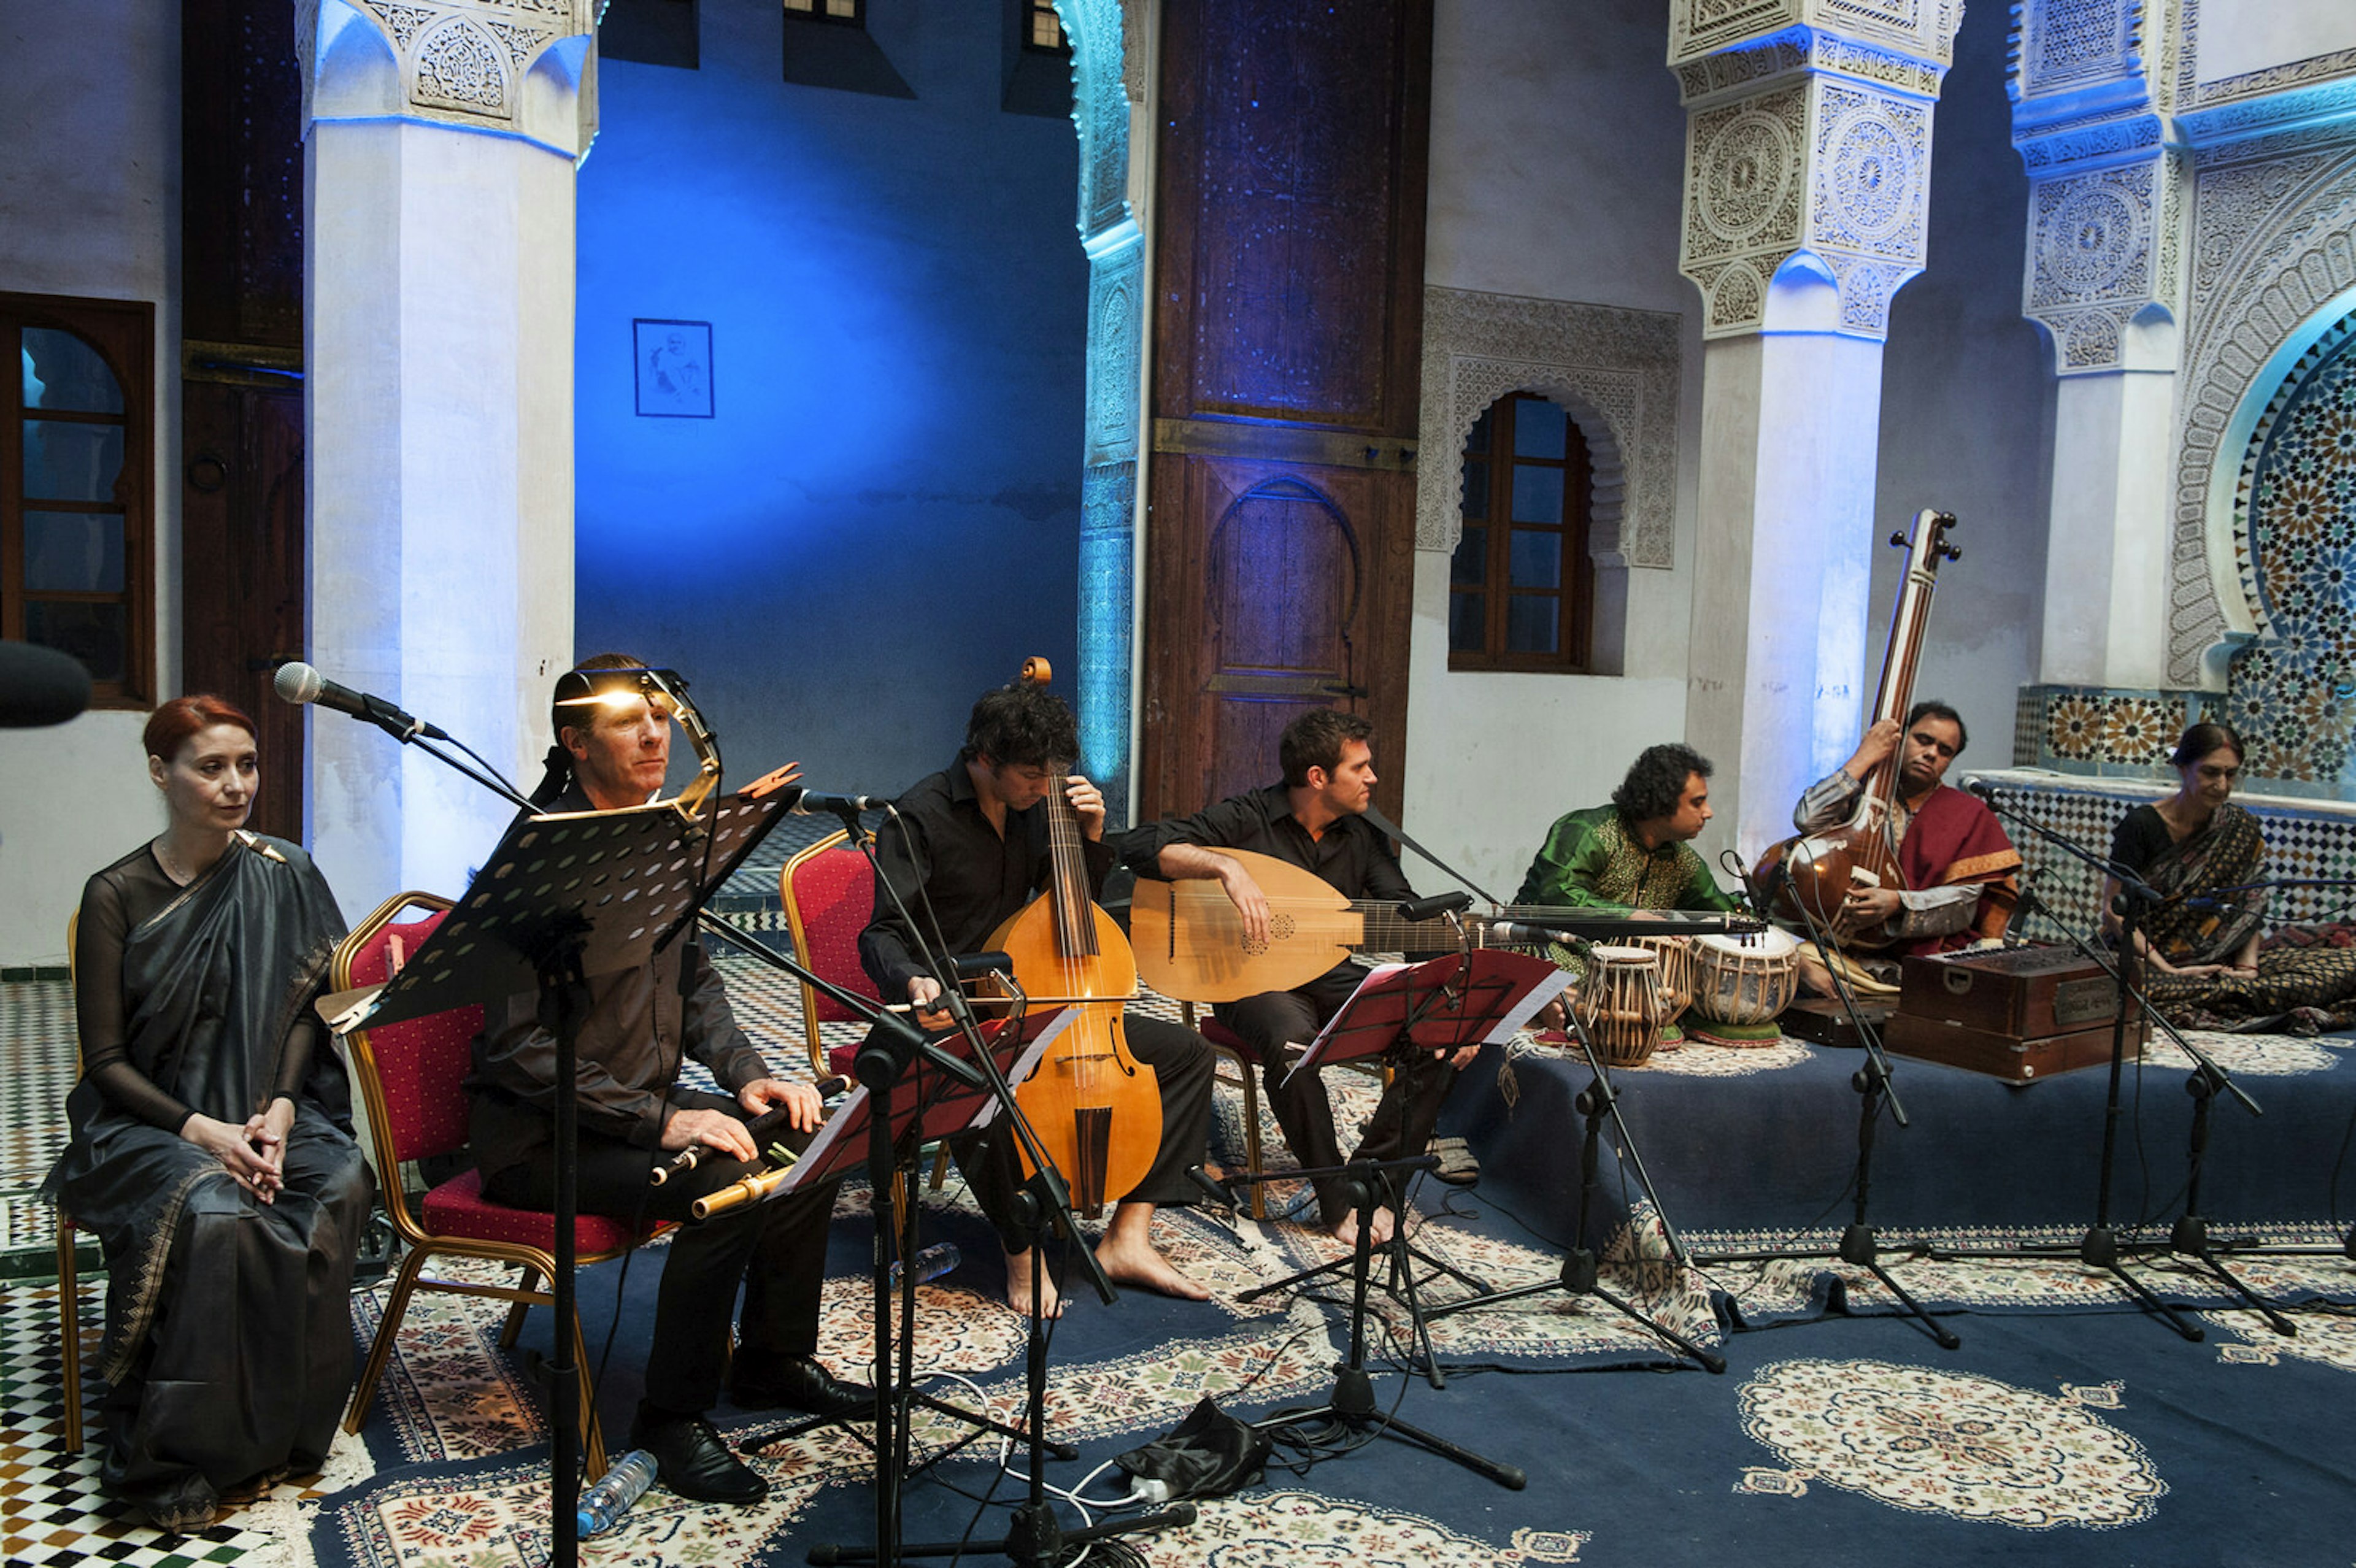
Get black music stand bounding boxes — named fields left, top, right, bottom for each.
left=1238, top=950, right=1565, bottom=1388
left=737, top=1008, right=1074, bottom=1482
left=1248, top=1153, right=1525, bottom=1491
left=318, top=790, right=792, bottom=1568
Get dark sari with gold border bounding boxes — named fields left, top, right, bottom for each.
left=2120, top=802, right=2356, bottom=1031
left=42, top=834, right=374, bottom=1526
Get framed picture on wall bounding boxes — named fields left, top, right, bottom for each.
left=634, top=318, right=714, bottom=418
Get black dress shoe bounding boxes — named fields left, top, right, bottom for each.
left=628, top=1407, right=769, bottom=1506
left=728, top=1355, right=873, bottom=1416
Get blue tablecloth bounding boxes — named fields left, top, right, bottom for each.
left=1439, top=1029, right=2356, bottom=1239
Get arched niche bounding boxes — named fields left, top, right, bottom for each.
left=2168, top=141, right=2356, bottom=688
left=2215, top=299, right=2356, bottom=792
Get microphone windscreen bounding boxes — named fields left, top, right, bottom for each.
left=0, top=640, right=92, bottom=728
left=273, top=661, right=323, bottom=704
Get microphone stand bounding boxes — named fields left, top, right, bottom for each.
left=2144, top=870, right=2356, bottom=1282
left=799, top=818, right=1188, bottom=1568
left=1698, top=840, right=1958, bottom=1349
left=1957, top=786, right=2278, bottom=1341
left=1423, top=931, right=1725, bottom=1374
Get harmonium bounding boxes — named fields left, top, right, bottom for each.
left=1884, top=945, right=2144, bottom=1083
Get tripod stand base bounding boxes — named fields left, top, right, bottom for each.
left=1260, top=1368, right=1526, bottom=1492
left=809, top=1501, right=1201, bottom=1566
left=1423, top=1248, right=1727, bottom=1374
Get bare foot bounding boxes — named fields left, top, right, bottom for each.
left=1327, top=1205, right=1396, bottom=1249
left=1096, top=1205, right=1211, bottom=1301
left=1004, top=1247, right=1064, bottom=1319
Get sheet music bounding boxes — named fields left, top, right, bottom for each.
left=776, top=1008, right=1076, bottom=1194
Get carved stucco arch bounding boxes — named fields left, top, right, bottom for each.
left=2168, top=140, right=2356, bottom=686
left=1415, top=286, right=1682, bottom=569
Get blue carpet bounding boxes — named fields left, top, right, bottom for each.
left=291, top=1164, right=2356, bottom=1568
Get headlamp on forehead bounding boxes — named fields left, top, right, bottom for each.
left=553, top=664, right=720, bottom=817
left=553, top=666, right=687, bottom=717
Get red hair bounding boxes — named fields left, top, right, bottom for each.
left=144, top=694, right=257, bottom=762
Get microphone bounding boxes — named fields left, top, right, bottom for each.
left=274, top=661, right=448, bottom=741
left=948, top=950, right=1014, bottom=980
left=784, top=786, right=889, bottom=820
left=0, top=640, right=91, bottom=728
left=1961, top=776, right=1998, bottom=801
left=1398, top=891, right=1472, bottom=921
left=1185, top=1163, right=1240, bottom=1210
left=1484, top=919, right=1590, bottom=951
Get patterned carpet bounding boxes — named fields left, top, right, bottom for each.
left=8, top=960, right=2356, bottom=1567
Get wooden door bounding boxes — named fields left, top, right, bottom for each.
left=180, top=384, right=305, bottom=841
left=1142, top=0, right=1431, bottom=822
left=179, top=0, right=307, bottom=840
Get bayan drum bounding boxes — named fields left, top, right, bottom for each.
left=1575, top=945, right=1666, bottom=1067
left=1626, top=934, right=1696, bottom=1034
left=1689, top=926, right=1800, bottom=1043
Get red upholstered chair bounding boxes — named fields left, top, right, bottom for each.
left=778, top=831, right=881, bottom=1085
left=1180, top=1002, right=1270, bottom=1220
left=779, top=832, right=952, bottom=1196
left=336, top=891, right=664, bottom=1478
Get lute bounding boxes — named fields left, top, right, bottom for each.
left=1129, top=848, right=1763, bottom=1003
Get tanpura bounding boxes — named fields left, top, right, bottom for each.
left=1755, top=509, right=1961, bottom=946
left=988, top=658, right=1161, bottom=1218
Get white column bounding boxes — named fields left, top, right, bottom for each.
left=1692, top=323, right=1889, bottom=848
left=2037, top=361, right=2178, bottom=686
left=1670, top=6, right=1961, bottom=853
left=299, top=0, right=591, bottom=905
left=2010, top=0, right=2189, bottom=692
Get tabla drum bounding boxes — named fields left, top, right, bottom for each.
left=1575, top=945, right=1666, bottom=1067
left=1626, top=934, right=1696, bottom=1032
left=1689, top=926, right=1800, bottom=1042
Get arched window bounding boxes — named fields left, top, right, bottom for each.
left=4, top=293, right=153, bottom=705
left=1446, top=391, right=1593, bottom=672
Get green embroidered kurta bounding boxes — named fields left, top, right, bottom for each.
left=1515, top=804, right=1742, bottom=912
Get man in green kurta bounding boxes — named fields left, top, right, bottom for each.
left=1517, top=743, right=1743, bottom=914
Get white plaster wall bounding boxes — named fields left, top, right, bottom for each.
left=1409, top=0, right=1715, bottom=894
left=2194, top=0, right=2356, bottom=86
left=1870, top=0, right=2050, bottom=778
left=0, top=0, right=180, bottom=966
left=1403, top=553, right=1695, bottom=900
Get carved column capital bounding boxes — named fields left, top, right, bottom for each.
left=2007, top=0, right=2189, bottom=375
left=2020, top=153, right=2188, bottom=372
left=1671, top=3, right=1961, bottom=339
left=299, top=0, right=597, bottom=159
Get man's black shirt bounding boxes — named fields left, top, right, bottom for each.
left=859, top=755, right=1116, bottom=1002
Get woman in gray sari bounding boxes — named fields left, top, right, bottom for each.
left=43, top=695, right=374, bottom=1531
left=2103, top=721, right=2356, bottom=1028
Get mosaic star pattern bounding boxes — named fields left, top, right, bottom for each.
left=2228, top=309, right=2356, bottom=785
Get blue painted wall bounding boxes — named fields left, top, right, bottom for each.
left=576, top=0, right=1089, bottom=800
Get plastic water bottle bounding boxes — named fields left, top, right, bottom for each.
left=577, top=1448, right=660, bottom=1536
left=890, top=1242, right=960, bottom=1286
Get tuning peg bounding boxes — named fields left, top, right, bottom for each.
left=1888, top=530, right=1908, bottom=548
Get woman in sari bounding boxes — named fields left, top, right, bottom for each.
left=42, top=695, right=374, bottom=1530
left=2102, top=721, right=2356, bottom=1028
